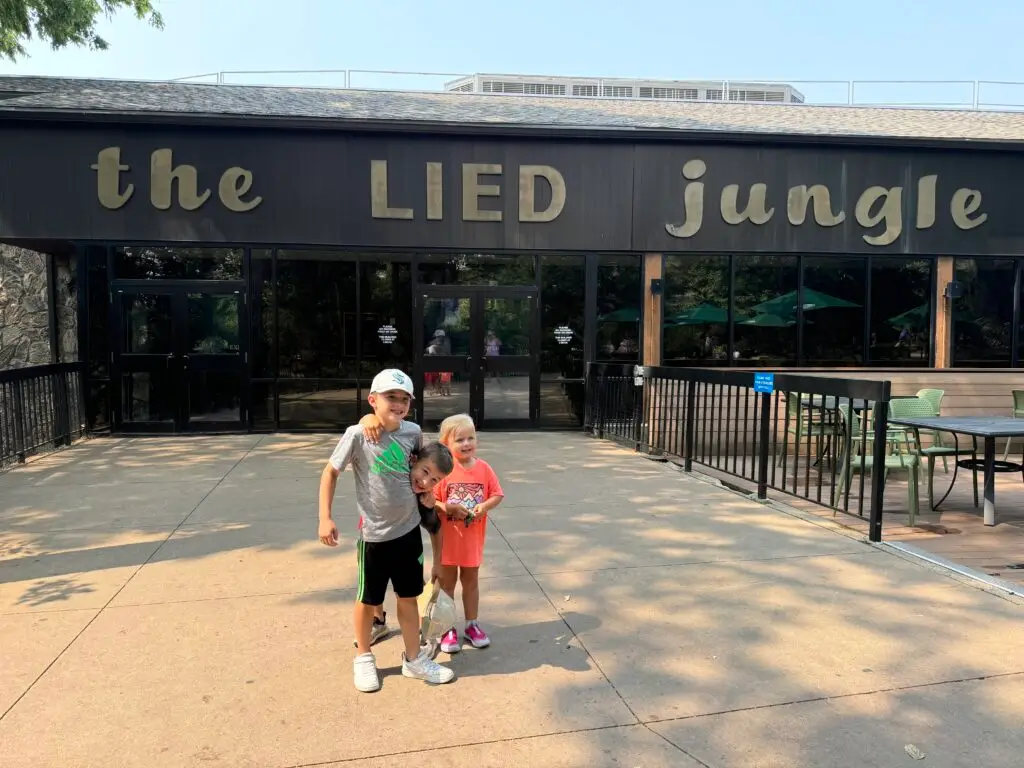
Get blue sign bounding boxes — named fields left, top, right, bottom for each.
left=753, top=372, right=775, bottom=393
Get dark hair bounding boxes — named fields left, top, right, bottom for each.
left=417, top=441, right=454, bottom=475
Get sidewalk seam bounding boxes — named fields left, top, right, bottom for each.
left=0, top=439, right=261, bottom=723
left=488, top=517, right=713, bottom=768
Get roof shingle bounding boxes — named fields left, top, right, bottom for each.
left=2, top=74, right=1024, bottom=143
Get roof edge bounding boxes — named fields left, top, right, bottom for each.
left=1, top=105, right=1024, bottom=153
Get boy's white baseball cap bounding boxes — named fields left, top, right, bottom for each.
left=370, top=369, right=415, bottom=398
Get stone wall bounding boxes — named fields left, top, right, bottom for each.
left=0, top=244, right=78, bottom=370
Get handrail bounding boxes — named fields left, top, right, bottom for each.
left=0, top=362, right=86, bottom=469
left=167, top=71, right=1024, bottom=112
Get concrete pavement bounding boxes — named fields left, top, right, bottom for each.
left=1, top=431, right=1022, bottom=767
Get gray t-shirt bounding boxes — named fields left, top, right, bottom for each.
left=329, top=421, right=423, bottom=543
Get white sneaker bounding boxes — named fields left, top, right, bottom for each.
left=353, top=652, right=380, bottom=692
left=402, top=649, right=455, bottom=685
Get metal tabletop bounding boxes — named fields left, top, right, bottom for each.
left=886, top=416, right=1024, bottom=438
left=887, top=416, right=1024, bottom=526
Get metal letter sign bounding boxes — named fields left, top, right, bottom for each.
left=753, top=372, right=775, bottom=393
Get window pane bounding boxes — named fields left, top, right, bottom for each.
left=278, top=380, right=359, bottom=430
left=187, top=294, right=240, bottom=354
left=359, top=257, right=413, bottom=378
left=733, top=255, right=798, bottom=366
left=276, top=250, right=358, bottom=378
left=869, top=259, right=933, bottom=366
left=663, top=255, right=730, bottom=366
left=114, top=246, right=242, bottom=280
left=953, top=258, right=1015, bottom=367
left=121, top=293, right=174, bottom=354
left=250, top=250, right=274, bottom=377
left=540, top=255, right=585, bottom=427
left=86, top=247, right=109, bottom=376
left=597, top=254, right=641, bottom=361
left=803, top=256, right=866, bottom=367
left=423, top=297, right=471, bottom=357
left=418, top=253, right=536, bottom=286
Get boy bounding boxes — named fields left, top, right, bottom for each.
left=358, top=442, right=452, bottom=649
left=317, top=368, right=456, bottom=692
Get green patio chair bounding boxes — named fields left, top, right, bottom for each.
left=835, top=403, right=920, bottom=526
left=776, top=392, right=832, bottom=468
left=889, top=396, right=978, bottom=512
left=915, top=388, right=949, bottom=473
left=1002, top=389, right=1024, bottom=461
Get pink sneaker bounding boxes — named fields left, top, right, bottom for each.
left=465, top=622, right=491, bottom=649
left=440, top=627, right=461, bottom=654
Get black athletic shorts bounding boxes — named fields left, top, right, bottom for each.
left=356, top=525, right=424, bottom=606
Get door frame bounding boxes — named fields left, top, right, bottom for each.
left=110, top=279, right=249, bottom=434
left=414, top=285, right=540, bottom=429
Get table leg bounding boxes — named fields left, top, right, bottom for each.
left=983, top=436, right=996, bottom=526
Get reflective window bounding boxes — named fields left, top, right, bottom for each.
left=423, top=297, right=471, bottom=357
left=114, top=246, right=242, bottom=280
left=953, top=258, right=1016, bottom=367
left=120, top=293, right=174, bottom=355
left=85, top=247, right=110, bottom=376
left=663, top=254, right=730, bottom=366
left=248, top=250, right=274, bottom=377
left=597, top=254, right=641, bottom=361
left=803, top=256, right=867, bottom=366
left=187, top=293, right=241, bottom=354
left=733, top=255, right=798, bottom=366
left=869, top=259, right=933, bottom=366
left=359, top=257, right=413, bottom=378
left=418, top=253, right=536, bottom=286
left=276, top=250, right=358, bottom=378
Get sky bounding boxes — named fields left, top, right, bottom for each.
left=0, top=0, right=1021, bottom=108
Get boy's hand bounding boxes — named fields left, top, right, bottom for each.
left=318, top=518, right=339, bottom=547
left=358, top=413, right=383, bottom=443
left=430, top=561, right=441, bottom=583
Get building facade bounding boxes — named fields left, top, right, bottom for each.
left=2, top=77, right=1024, bottom=435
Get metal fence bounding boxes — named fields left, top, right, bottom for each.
left=0, top=363, right=87, bottom=470
left=170, top=70, right=1024, bottom=112
left=585, top=363, right=892, bottom=541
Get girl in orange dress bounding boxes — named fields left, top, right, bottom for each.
left=434, top=413, right=504, bottom=652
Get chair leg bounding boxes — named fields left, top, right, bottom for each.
left=908, top=469, right=919, bottom=528
left=1003, top=437, right=1012, bottom=462
left=927, top=457, right=935, bottom=511
left=972, top=464, right=979, bottom=508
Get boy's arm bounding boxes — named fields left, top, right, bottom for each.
left=427, top=527, right=443, bottom=582
left=318, top=431, right=356, bottom=546
left=358, top=413, right=383, bottom=443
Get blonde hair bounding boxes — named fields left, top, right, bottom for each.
left=438, top=413, right=476, bottom=445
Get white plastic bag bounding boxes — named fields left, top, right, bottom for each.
left=419, top=582, right=457, bottom=644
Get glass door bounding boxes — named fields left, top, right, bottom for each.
left=114, top=283, right=247, bottom=433
left=183, top=289, right=246, bottom=431
left=479, top=290, right=538, bottom=427
left=418, top=291, right=475, bottom=426
left=416, top=287, right=538, bottom=429
left=115, top=288, right=179, bottom=433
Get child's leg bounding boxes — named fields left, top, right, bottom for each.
left=354, top=602, right=376, bottom=654
left=439, top=564, right=459, bottom=600
left=395, top=597, right=422, bottom=660
left=460, top=566, right=480, bottom=622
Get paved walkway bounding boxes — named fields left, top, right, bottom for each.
left=1, top=432, right=1023, bottom=767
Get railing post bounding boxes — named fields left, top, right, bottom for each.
left=683, top=378, right=696, bottom=472
left=757, top=390, right=771, bottom=499
left=12, top=379, right=26, bottom=463
left=54, top=370, right=71, bottom=446
left=867, top=381, right=892, bottom=543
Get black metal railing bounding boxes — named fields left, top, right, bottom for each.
left=585, top=363, right=892, bottom=542
left=0, top=363, right=87, bottom=469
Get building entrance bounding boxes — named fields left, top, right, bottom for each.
left=112, top=280, right=248, bottom=433
left=416, top=286, right=539, bottom=429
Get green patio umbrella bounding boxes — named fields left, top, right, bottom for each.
left=667, top=303, right=728, bottom=325
left=740, top=313, right=796, bottom=327
left=598, top=307, right=640, bottom=322
left=753, top=289, right=860, bottom=316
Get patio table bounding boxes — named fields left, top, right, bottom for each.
left=885, top=416, right=1024, bottom=526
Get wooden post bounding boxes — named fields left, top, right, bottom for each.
left=642, top=253, right=664, bottom=452
left=934, top=257, right=955, bottom=368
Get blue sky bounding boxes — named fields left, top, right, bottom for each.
left=0, top=0, right=1019, bottom=107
